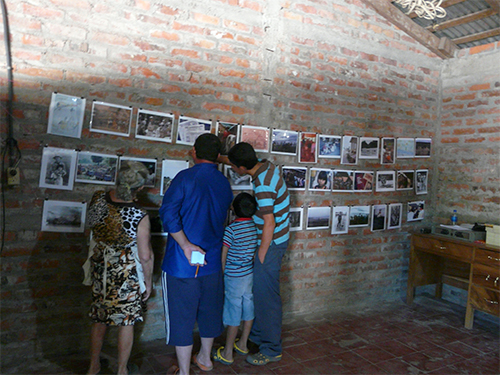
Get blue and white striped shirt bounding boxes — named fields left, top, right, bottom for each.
left=223, top=218, right=257, bottom=277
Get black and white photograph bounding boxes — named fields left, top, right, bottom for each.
left=146, top=208, right=168, bottom=236
left=331, top=206, right=349, bottom=235
left=282, top=166, right=307, bottom=191
left=341, top=135, right=358, bottom=165
left=376, top=171, right=396, bottom=192
left=39, top=147, right=77, bottom=191
left=306, top=206, right=331, bottom=230
left=216, top=121, right=239, bottom=155
left=298, top=132, right=318, bottom=163
left=415, top=169, right=428, bottom=195
left=380, top=137, right=395, bottom=164
left=176, top=116, right=212, bottom=146
left=47, top=92, right=86, bottom=139
left=415, top=138, right=432, bottom=158
left=240, top=125, right=270, bottom=153
left=135, top=109, right=174, bottom=143
left=161, top=159, right=190, bottom=195
left=271, top=129, right=298, bottom=155
left=289, top=207, right=304, bottom=231
left=41, top=200, right=87, bottom=233
left=396, top=138, right=415, bottom=159
left=407, top=201, right=425, bottom=222
left=397, top=170, right=415, bottom=191
left=371, top=204, right=387, bottom=232
left=119, top=156, right=157, bottom=188
left=387, top=203, right=402, bottom=229
left=354, top=171, right=374, bottom=192
left=89, top=101, right=132, bottom=137
left=349, top=205, right=370, bottom=227
left=75, top=151, right=118, bottom=185
left=318, top=135, right=341, bottom=158
left=224, top=165, right=252, bottom=190
left=359, top=137, right=379, bottom=159
left=309, top=168, right=332, bottom=191
left=332, top=170, right=354, bottom=192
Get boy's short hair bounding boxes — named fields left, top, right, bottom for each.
left=227, top=142, right=258, bottom=169
left=194, top=133, right=222, bottom=162
left=233, top=192, right=257, bottom=218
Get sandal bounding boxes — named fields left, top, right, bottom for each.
left=246, top=351, right=282, bottom=366
left=234, top=338, right=249, bottom=355
left=192, top=353, right=213, bottom=371
left=212, top=346, right=234, bottom=365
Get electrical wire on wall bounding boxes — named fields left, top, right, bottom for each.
left=1, top=0, right=21, bottom=255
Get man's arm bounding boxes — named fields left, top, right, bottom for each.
left=258, top=213, right=275, bottom=263
left=169, top=230, right=206, bottom=266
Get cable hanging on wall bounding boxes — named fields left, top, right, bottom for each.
left=393, top=0, right=447, bottom=20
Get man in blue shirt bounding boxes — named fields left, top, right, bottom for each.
left=160, top=134, right=233, bottom=375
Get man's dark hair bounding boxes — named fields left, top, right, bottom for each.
left=233, top=192, right=257, bottom=218
left=194, top=133, right=221, bottom=162
left=318, top=171, right=328, bottom=181
left=227, top=142, right=258, bottom=169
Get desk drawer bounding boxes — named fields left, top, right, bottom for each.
left=472, top=263, right=500, bottom=291
left=413, top=236, right=473, bottom=261
left=475, top=248, right=500, bottom=267
left=470, top=285, right=500, bottom=316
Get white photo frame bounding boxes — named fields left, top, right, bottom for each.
left=415, top=169, right=428, bottom=195
left=216, top=121, right=240, bottom=155
left=240, top=125, right=270, bottom=152
left=415, top=138, right=432, bottom=158
left=397, top=170, right=415, bottom=191
left=224, top=165, right=252, bottom=191
left=282, top=166, right=307, bottom=191
left=298, top=132, right=318, bottom=164
left=387, top=203, right=403, bottom=229
left=119, top=156, right=157, bottom=188
left=306, top=206, right=331, bottom=230
left=309, top=168, right=332, bottom=191
left=75, top=151, right=119, bottom=185
left=407, top=201, right=425, bottom=222
left=176, top=116, right=212, bottom=146
left=271, top=129, right=298, bottom=155
left=371, top=204, right=387, bottom=232
left=318, top=135, right=341, bottom=159
left=341, top=136, right=358, bottom=165
left=375, top=171, right=396, bottom=192
left=331, top=206, right=349, bottom=235
left=161, top=159, right=190, bottom=195
left=359, top=137, right=379, bottom=160
left=135, top=109, right=174, bottom=143
left=354, top=171, right=374, bottom=192
left=41, top=200, right=87, bottom=233
left=39, top=147, right=77, bottom=191
left=381, top=137, right=395, bottom=165
left=89, top=101, right=132, bottom=137
left=349, top=205, right=370, bottom=227
left=396, top=138, right=415, bottom=159
left=47, top=92, right=86, bottom=139
left=289, top=207, right=304, bottom=232
left=332, top=170, right=354, bottom=192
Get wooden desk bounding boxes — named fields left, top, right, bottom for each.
left=407, top=233, right=500, bottom=329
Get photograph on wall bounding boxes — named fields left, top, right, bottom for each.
left=359, top=137, right=380, bottom=160
left=289, top=207, right=304, bottom=232
left=89, top=101, right=132, bottom=137
left=161, top=159, right=190, bottom=195
left=354, top=171, right=374, bottom=192
left=298, top=132, right=317, bottom=163
left=415, top=169, right=428, bottom=195
left=340, top=135, right=358, bottom=165
left=41, top=200, right=87, bottom=233
left=39, top=147, right=77, bottom=191
left=47, top=92, right=86, bottom=139
left=332, top=170, right=354, bottom=192
left=216, top=121, right=239, bottom=155
left=415, top=138, right=432, bottom=158
left=407, top=200, right=425, bottom=222
left=349, top=205, right=370, bottom=227
left=282, top=166, right=307, bottom=191
left=387, top=203, right=403, bottom=230
left=371, top=204, right=387, bottom=232
left=375, top=171, right=396, bottom=192
left=306, top=206, right=331, bottom=230
left=146, top=208, right=168, bottom=236
left=224, top=165, right=252, bottom=191
left=380, top=137, right=395, bottom=164
left=309, top=168, right=332, bottom=191
left=76, top=151, right=118, bottom=185
left=318, top=135, right=341, bottom=158
left=240, top=125, right=270, bottom=153
left=396, top=137, right=415, bottom=159
left=397, top=170, right=415, bottom=191
left=176, top=116, right=212, bottom=146
left=135, top=109, right=174, bottom=143
left=271, top=129, right=298, bottom=155
left=119, top=156, right=157, bottom=188
left=331, top=206, right=349, bottom=235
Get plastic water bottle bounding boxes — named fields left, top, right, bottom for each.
left=451, top=210, right=458, bottom=226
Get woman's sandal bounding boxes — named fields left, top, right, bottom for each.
left=233, top=338, right=249, bottom=355
left=212, top=346, right=234, bottom=365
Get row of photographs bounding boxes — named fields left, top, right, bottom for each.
left=47, top=93, right=431, bottom=165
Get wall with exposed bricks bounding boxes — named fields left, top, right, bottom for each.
left=0, top=0, right=498, bottom=368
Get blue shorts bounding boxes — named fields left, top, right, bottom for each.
left=162, top=271, right=224, bottom=346
left=223, top=273, right=254, bottom=327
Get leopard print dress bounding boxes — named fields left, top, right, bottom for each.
left=84, top=191, right=148, bottom=326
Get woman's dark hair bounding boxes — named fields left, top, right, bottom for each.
left=233, top=192, right=257, bottom=218
left=227, top=142, right=258, bottom=169
left=194, top=133, right=222, bottom=162
left=318, top=171, right=328, bottom=181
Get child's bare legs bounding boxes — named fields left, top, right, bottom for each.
left=221, top=325, right=238, bottom=361
left=238, top=319, right=253, bottom=353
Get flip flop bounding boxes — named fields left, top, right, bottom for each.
left=167, top=365, right=180, bottom=375
left=212, top=346, right=234, bottom=365
left=192, top=353, right=213, bottom=372
left=234, top=338, right=249, bottom=355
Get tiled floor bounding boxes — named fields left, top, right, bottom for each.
left=8, top=295, right=500, bottom=374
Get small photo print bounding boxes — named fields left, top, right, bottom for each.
left=90, top=101, right=132, bottom=137
left=289, top=207, right=304, bottom=231
left=318, top=135, right=341, bottom=158
left=371, top=204, right=387, bottom=232
left=380, top=137, right=395, bottom=164
left=306, top=206, right=331, bottom=230
left=349, top=205, right=370, bottom=227
left=119, top=157, right=157, bottom=188
left=282, top=166, right=307, bottom=191
left=331, top=206, right=349, bottom=235
left=41, top=200, right=87, bottom=233
left=135, top=109, right=174, bottom=143
left=146, top=208, right=168, bottom=236
left=224, top=165, right=252, bottom=190
left=341, top=136, right=358, bottom=165
left=161, top=159, right=190, bottom=195
left=298, top=132, right=318, bottom=163
left=240, top=125, right=270, bottom=152
left=397, top=170, right=415, bottom=191
left=415, top=138, right=432, bottom=158
left=359, top=137, right=380, bottom=159
left=415, top=169, right=428, bottom=195
left=396, top=138, right=415, bottom=159
left=216, top=121, right=239, bottom=155
left=309, top=168, right=332, bottom=191
left=387, top=203, right=402, bottom=229
left=176, top=116, right=212, bottom=146
left=354, top=171, right=374, bottom=192
left=39, top=147, right=77, bottom=191
left=376, top=171, right=396, bottom=192
left=332, top=170, right=354, bottom=192
left=407, top=201, right=425, bottom=222
left=76, top=152, right=118, bottom=185
left=271, top=129, right=298, bottom=155
left=47, top=92, right=86, bottom=139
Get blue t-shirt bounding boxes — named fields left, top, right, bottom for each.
left=223, top=218, right=257, bottom=277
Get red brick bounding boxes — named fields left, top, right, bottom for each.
left=151, top=31, right=180, bottom=41
left=159, top=5, right=179, bottom=15
left=470, top=83, right=490, bottom=91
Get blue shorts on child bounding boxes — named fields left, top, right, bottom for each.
left=223, top=273, right=254, bottom=327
